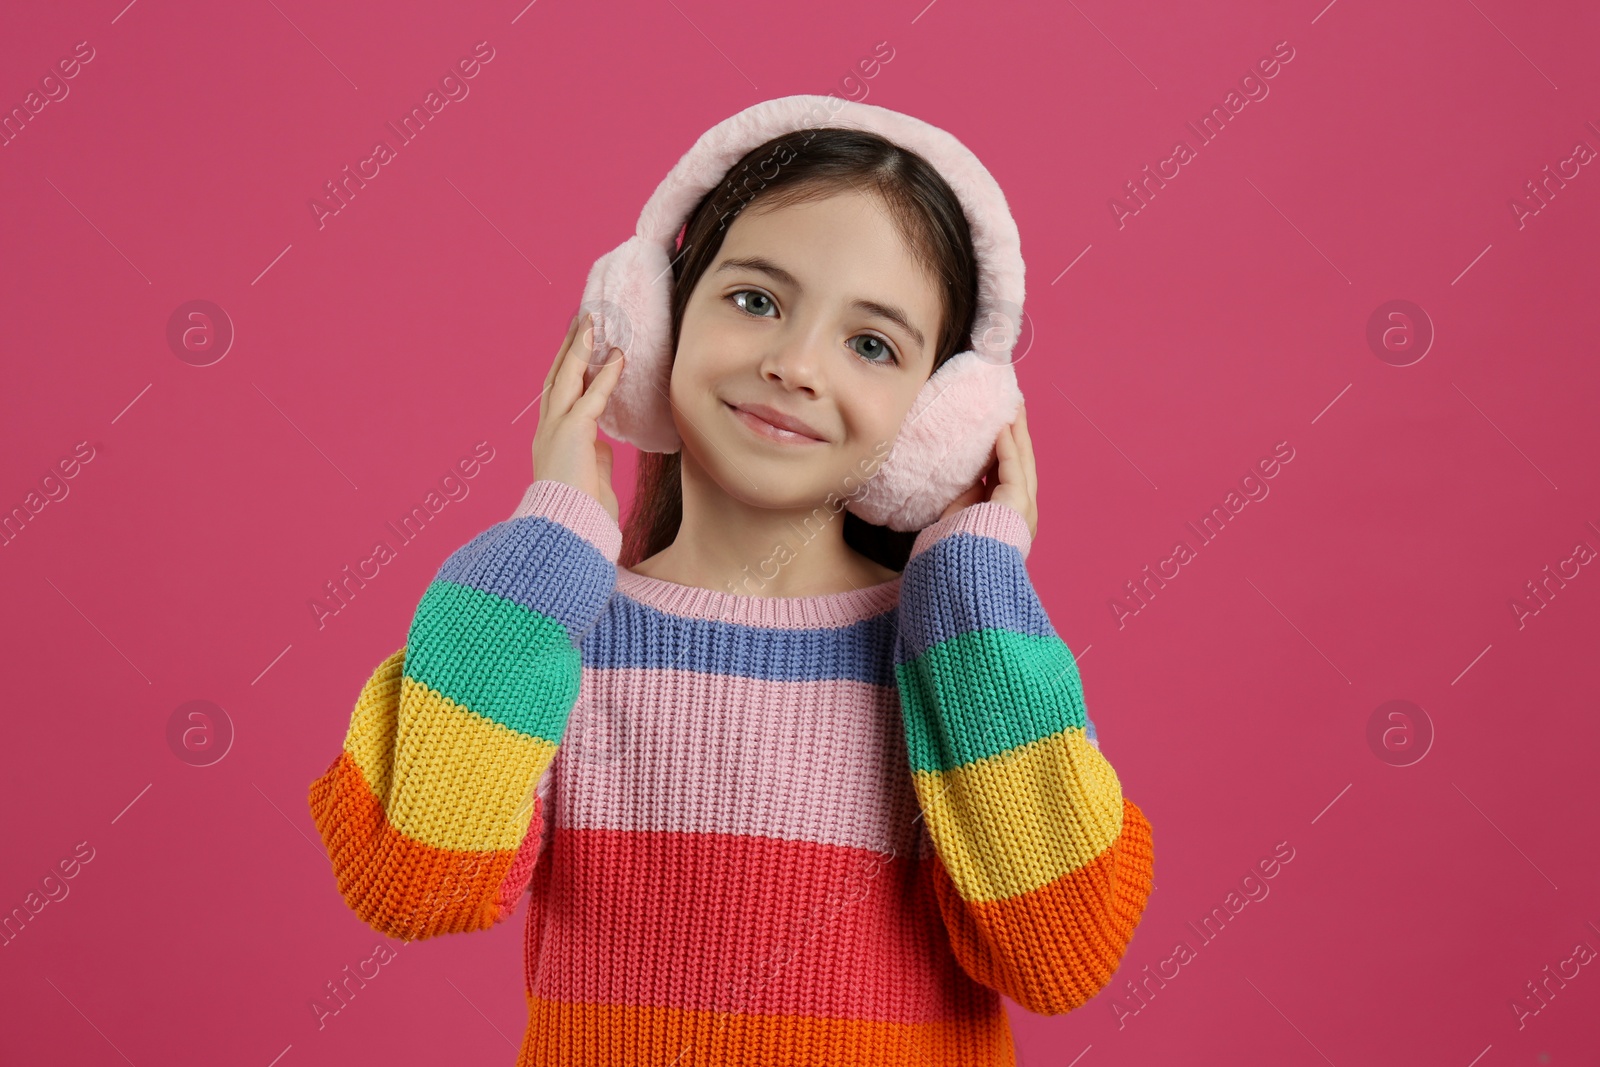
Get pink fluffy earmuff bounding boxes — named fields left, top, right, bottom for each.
left=578, top=94, right=1027, bottom=532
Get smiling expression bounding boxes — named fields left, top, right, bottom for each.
left=669, top=187, right=947, bottom=511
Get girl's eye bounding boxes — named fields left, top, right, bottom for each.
left=848, top=335, right=898, bottom=366
left=730, top=290, right=776, bottom=317
left=727, top=290, right=900, bottom=367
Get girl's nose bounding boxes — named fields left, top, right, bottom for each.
left=759, top=326, right=830, bottom=393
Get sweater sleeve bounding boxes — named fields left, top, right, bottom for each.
left=892, top=501, right=1154, bottom=1015
left=307, top=479, right=620, bottom=942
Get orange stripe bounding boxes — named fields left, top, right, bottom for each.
left=307, top=750, right=530, bottom=940
left=516, top=996, right=1017, bottom=1067
left=929, top=797, right=1155, bottom=1015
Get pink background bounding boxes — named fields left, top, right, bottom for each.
left=3, top=0, right=1598, bottom=1063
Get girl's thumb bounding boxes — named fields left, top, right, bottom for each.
left=596, top=439, right=614, bottom=471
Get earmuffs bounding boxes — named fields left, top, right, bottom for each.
left=577, top=94, right=1026, bottom=532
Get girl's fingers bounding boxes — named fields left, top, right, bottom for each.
left=555, top=312, right=582, bottom=375
left=570, top=351, right=625, bottom=418
left=995, top=419, right=1019, bottom=483
left=590, top=312, right=623, bottom=367
left=541, top=313, right=583, bottom=415
left=1013, top=404, right=1036, bottom=503
left=550, top=312, right=597, bottom=414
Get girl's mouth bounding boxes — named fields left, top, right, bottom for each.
left=725, top=402, right=828, bottom=445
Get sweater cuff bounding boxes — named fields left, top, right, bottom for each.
left=509, top=479, right=622, bottom=563
left=909, top=500, right=1033, bottom=563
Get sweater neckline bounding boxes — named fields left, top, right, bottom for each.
left=616, top=567, right=902, bottom=629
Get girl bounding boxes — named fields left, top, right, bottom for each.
left=309, top=96, right=1153, bottom=1066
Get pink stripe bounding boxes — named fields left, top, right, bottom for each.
left=909, top=501, right=1031, bottom=563
left=509, top=479, right=622, bottom=562
left=556, top=669, right=921, bottom=857
left=615, top=568, right=901, bottom=628
left=529, top=826, right=993, bottom=1022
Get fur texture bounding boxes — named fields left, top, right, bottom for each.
left=851, top=353, right=1024, bottom=531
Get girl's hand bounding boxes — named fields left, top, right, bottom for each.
left=937, top=402, right=1037, bottom=541
left=531, top=311, right=626, bottom=523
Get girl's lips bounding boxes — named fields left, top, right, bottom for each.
left=726, top=403, right=827, bottom=445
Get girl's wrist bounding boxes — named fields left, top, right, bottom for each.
left=510, top=479, right=622, bottom=563
left=910, top=499, right=1033, bottom=564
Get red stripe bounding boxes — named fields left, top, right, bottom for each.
left=525, top=826, right=997, bottom=1023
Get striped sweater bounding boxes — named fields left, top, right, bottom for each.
left=308, top=478, right=1153, bottom=1066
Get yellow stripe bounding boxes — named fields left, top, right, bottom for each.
left=911, top=728, right=1125, bottom=903
left=343, top=649, right=557, bottom=852
left=342, top=647, right=406, bottom=805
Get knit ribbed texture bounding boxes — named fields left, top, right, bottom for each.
left=308, top=479, right=1153, bottom=1065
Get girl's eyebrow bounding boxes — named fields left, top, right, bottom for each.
left=713, top=255, right=926, bottom=352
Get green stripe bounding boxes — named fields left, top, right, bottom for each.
left=403, top=579, right=581, bottom=742
left=895, top=628, right=1087, bottom=774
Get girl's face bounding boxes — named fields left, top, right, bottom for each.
left=670, top=187, right=946, bottom=513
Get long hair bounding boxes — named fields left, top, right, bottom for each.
left=618, top=125, right=980, bottom=573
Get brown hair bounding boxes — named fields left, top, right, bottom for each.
left=618, top=125, right=980, bottom=573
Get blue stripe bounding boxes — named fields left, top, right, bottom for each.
left=894, top=531, right=1056, bottom=665
left=581, top=595, right=899, bottom=685
left=433, top=515, right=616, bottom=641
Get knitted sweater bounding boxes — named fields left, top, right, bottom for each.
left=308, top=478, right=1154, bottom=1066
